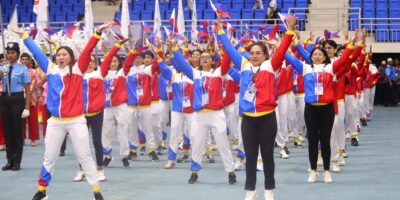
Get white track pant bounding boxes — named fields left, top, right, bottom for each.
left=345, top=95, right=358, bottom=136
left=39, top=116, right=99, bottom=186
left=364, top=86, right=376, bottom=113
left=190, top=110, right=234, bottom=172
left=357, top=92, right=367, bottom=119
left=236, top=117, right=245, bottom=160
left=331, top=101, right=345, bottom=161
left=224, top=102, right=239, bottom=142
left=276, top=93, right=289, bottom=148
left=128, top=106, right=156, bottom=152
left=287, top=92, right=297, bottom=134
left=151, top=102, right=163, bottom=147
left=102, top=103, right=130, bottom=157
left=167, top=111, right=192, bottom=161
left=294, top=94, right=305, bottom=137
left=160, top=100, right=171, bottom=141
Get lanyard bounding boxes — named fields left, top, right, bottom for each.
left=250, top=65, right=261, bottom=83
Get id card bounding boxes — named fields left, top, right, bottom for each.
left=243, top=83, right=256, bottom=102
left=202, top=93, right=209, bottom=105
left=166, top=84, right=172, bottom=93
left=137, top=86, right=144, bottom=96
left=314, top=82, right=323, bottom=95
left=183, top=96, right=191, bottom=108
left=222, top=88, right=226, bottom=98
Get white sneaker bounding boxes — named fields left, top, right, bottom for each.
left=279, top=149, right=289, bottom=159
left=323, top=171, right=333, bottom=183
left=264, top=190, right=274, bottom=200
left=338, top=157, right=346, bottom=166
left=345, top=132, right=351, bottom=139
left=307, top=170, right=318, bottom=183
left=164, top=160, right=176, bottom=169
left=257, top=160, right=263, bottom=171
left=97, top=169, right=106, bottom=182
left=234, top=160, right=244, bottom=171
left=244, top=190, right=257, bottom=200
left=331, top=162, right=341, bottom=173
left=73, top=170, right=85, bottom=182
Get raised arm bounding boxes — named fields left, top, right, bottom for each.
left=293, top=40, right=311, bottom=65
left=218, top=30, right=244, bottom=69
left=122, top=50, right=136, bottom=76
left=77, top=23, right=112, bottom=73
left=171, top=44, right=194, bottom=80
left=285, top=52, right=304, bottom=75
left=100, top=43, right=122, bottom=77
left=228, top=67, right=240, bottom=84
left=157, top=59, right=172, bottom=81
left=270, top=17, right=296, bottom=71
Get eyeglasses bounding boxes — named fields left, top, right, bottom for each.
left=200, top=56, right=211, bottom=60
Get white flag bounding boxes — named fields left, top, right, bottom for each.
left=7, top=6, right=19, bottom=39
left=34, top=0, right=48, bottom=29
left=191, top=0, right=198, bottom=43
left=177, top=0, right=185, bottom=36
left=84, top=0, right=94, bottom=39
left=121, top=0, right=130, bottom=38
left=154, top=0, right=162, bottom=38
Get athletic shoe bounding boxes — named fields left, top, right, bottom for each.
left=98, top=169, right=106, bottom=182
left=32, top=191, right=48, bottom=200
left=279, top=149, right=289, bottom=159
left=177, top=154, right=190, bottom=163
left=31, top=141, right=37, bottom=147
left=73, top=170, right=85, bottom=182
left=93, top=192, right=104, bottom=200
left=323, top=171, right=333, bottom=183
left=338, top=156, right=346, bottom=166
left=140, top=147, right=146, bottom=155
left=59, top=151, right=65, bottom=157
left=157, top=146, right=163, bottom=155
left=149, top=151, right=160, bottom=161
left=188, top=172, right=198, bottom=184
left=206, top=153, right=215, bottom=163
left=294, top=140, right=304, bottom=148
left=103, top=156, right=113, bottom=168
left=284, top=146, right=290, bottom=154
left=357, top=125, right=361, bottom=133
left=2, top=162, right=13, bottom=171
left=264, top=189, right=275, bottom=200
left=345, top=132, right=351, bottom=139
left=122, top=157, right=130, bottom=168
left=331, top=161, right=341, bottom=173
left=307, top=170, right=318, bottom=183
left=351, top=138, right=359, bottom=146
left=234, top=160, right=244, bottom=171
left=228, top=172, right=237, bottom=185
left=11, top=163, right=21, bottom=171
left=164, top=160, right=176, bottom=169
left=244, top=190, right=257, bottom=200
left=361, top=119, right=368, bottom=126
left=127, top=151, right=137, bottom=160
left=342, top=150, right=348, bottom=158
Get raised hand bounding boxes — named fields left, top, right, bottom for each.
left=10, top=27, right=25, bottom=35
left=286, top=16, right=297, bottom=31
left=96, top=22, right=113, bottom=33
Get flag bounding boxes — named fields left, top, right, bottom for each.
left=120, top=0, right=130, bottom=38
left=113, top=18, right=121, bottom=26
left=191, top=0, right=198, bottom=43
left=177, top=0, right=185, bottom=35
left=314, top=36, right=322, bottom=45
left=209, top=0, right=230, bottom=18
left=154, top=0, right=162, bottom=38
left=143, top=22, right=152, bottom=33
left=169, top=9, right=178, bottom=33
left=62, top=23, right=78, bottom=38
left=278, top=12, right=291, bottom=29
left=7, top=6, right=19, bottom=39
left=43, top=27, right=56, bottom=36
left=267, top=24, right=280, bottom=41
left=29, top=27, right=38, bottom=39
left=34, top=0, right=48, bottom=29
left=84, top=0, right=94, bottom=39
left=198, top=21, right=209, bottom=41
left=324, top=29, right=340, bottom=40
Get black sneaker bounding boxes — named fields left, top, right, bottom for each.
left=2, top=162, right=13, bottom=171
left=122, top=157, right=130, bottom=168
left=284, top=146, right=290, bottom=155
left=351, top=138, right=359, bottom=146
left=32, top=191, right=47, bottom=200
left=188, top=172, right=198, bottom=184
left=149, top=151, right=160, bottom=161
left=103, top=156, right=112, bottom=168
left=228, top=172, right=237, bottom=185
left=206, top=154, right=215, bottom=163
left=361, top=119, right=368, bottom=126
left=93, top=192, right=104, bottom=200
left=177, top=154, right=189, bottom=163
left=127, top=151, right=137, bottom=160
left=59, top=151, right=65, bottom=157
left=11, top=163, right=21, bottom=171
left=140, top=147, right=146, bottom=155
left=157, top=146, right=163, bottom=155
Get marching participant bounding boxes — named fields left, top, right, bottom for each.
left=12, top=23, right=111, bottom=200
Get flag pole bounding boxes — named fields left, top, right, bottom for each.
left=0, top=1, right=7, bottom=57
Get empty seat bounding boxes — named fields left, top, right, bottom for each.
left=130, top=11, right=140, bottom=20
left=241, top=8, right=253, bottom=19
left=230, top=9, right=241, bottom=19
left=55, top=12, right=66, bottom=21
left=19, top=13, right=31, bottom=23
left=141, top=10, right=153, bottom=20
left=67, top=12, right=79, bottom=22
left=283, top=0, right=295, bottom=8
left=159, top=2, right=169, bottom=10
left=232, top=0, right=243, bottom=9
left=391, top=30, right=400, bottom=42
left=203, top=9, right=216, bottom=19
left=254, top=9, right=266, bottom=19
left=375, top=30, right=389, bottom=42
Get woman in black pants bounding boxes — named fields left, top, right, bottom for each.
left=219, top=17, right=296, bottom=200
left=285, top=34, right=364, bottom=183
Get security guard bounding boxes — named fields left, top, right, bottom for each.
left=0, top=42, right=31, bottom=171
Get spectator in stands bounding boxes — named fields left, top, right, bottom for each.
left=384, top=58, right=398, bottom=107
left=267, top=0, right=279, bottom=24
left=375, top=60, right=387, bottom=105
left=0, top=54, right=4, bottom=151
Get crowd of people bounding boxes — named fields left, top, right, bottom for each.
left=0, top=15, right=392, bottom=200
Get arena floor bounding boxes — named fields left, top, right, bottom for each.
left=1, top=106, right=399, bottom=200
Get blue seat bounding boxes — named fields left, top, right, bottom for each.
left=376, top=0, right=387, bottom=3
left=362, top=10, right=375, bottom=30
left=17, top=5, right=26, bottom=13
left=232, top=0, right=243, bottom=9
left=74, top=4, right=84, bottom=14
left=132, top=1, right=145, bottom=11
left=376, top=9, right=388, bottom=18
left=244, top=0, right=255, bottom=9
left=389, top=9, right=400, bottom=17
left=184, top=10, right=191, bottom=20
left=241, top=8, right=253, bottom=19
left=389, top=2, right=400, bottom=8
left=196, top=10, right=203, bottom=19
left=164, top=9, right=174, bottom=20
left=141, top=10, right=153, bottom=20
left=160, top=2, right=169, bottom=10
left=230, top=9, right=241, bottom=19
left=67, top=12, right=79, bottom=22
left=283, top=0, right=295, bottom=8
left=19, top=13, right=31, bottom=23
left=196, top=3, right=206, bottom=11
left=55, top=12, right=66, bottom=22
left=296, top=1, right=308, bottom=7
left=375, top=30, right=389, bottom=42
left=62, top=5, right=73, bottom=13
left=130, top=11, right=140, bottom=20
left=376, top=19, right=388, bottom=30
left=50, top=5, right=61, bottom=13
left=349, top=19, right=359, bottom=31
left=203, top=9, right=216, bottom=19
left=145, top=2, right=155, bottom=10
left=115, top=11, right=121, bottom=20
left=391, top=30, right=400, bottom=42
left=350, top=0, right=362, bottom=8
left=364, top=0, right=375, bottom=4
left=254, top=9, right=266, bottom=19
left=376, top=2, right=388, bottom=10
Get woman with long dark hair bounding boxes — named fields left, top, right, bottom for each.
left=12, top=23, right=111, bottom=200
